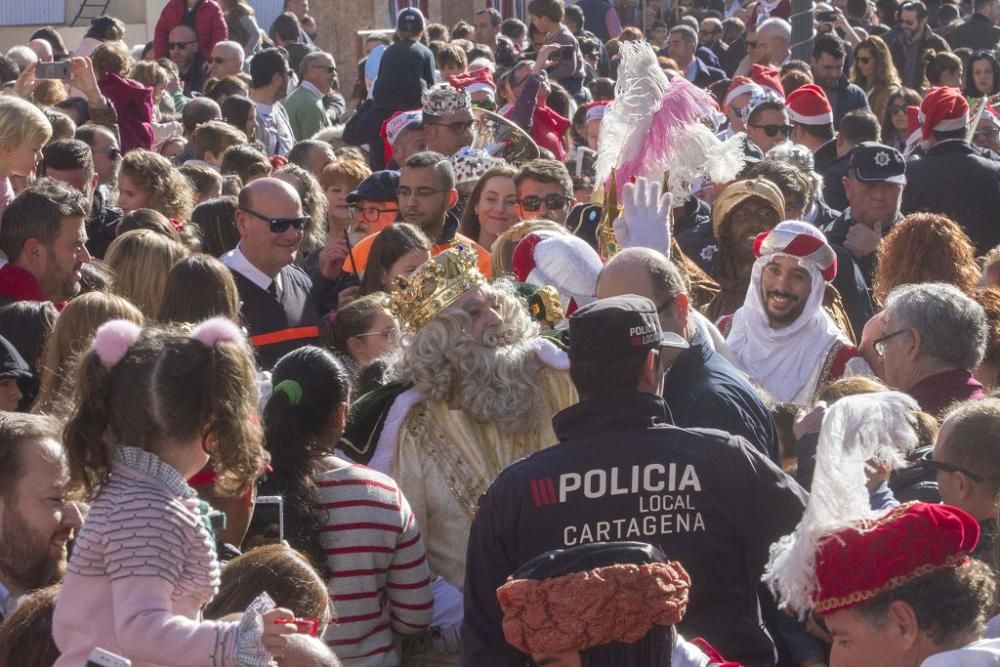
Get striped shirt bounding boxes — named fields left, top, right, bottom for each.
left=317, top=461, right=433, bottom=666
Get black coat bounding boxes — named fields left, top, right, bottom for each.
left=461, top=393, right=807, bottom=667
left=674, top=196, right=717, bottom=276
left=663, top=332, right=779, bottom=461
left=85, top=189, right=122, bottom=260
left=902, top=139, right=1000, bottom=255
left=944, top=12, right=1000, bottom=51
left=820, top=153, right=850, bottom=212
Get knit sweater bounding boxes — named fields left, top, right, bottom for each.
left=52, top=447, right=250, bottom=667
left=317, top=460, right=433, bottom=666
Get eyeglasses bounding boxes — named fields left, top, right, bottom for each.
left=889, top=104, right=908, bottom=114
left=427, top=120, right=475, bottom=134
left=699, top=30, right=721, bottom=37
left=92, top=146, right=121, bottom=160
left=746, top=40, right=760, bottom=48
left=976, top=125, right=1000, bottom=138
left=749, top=123, right=793, bottom=137
left=518, top=194, right=572, bottom=212
left=397, top=186, right=447, bottom=199
left=239, top=207, right=309, bottom=233
left=211, top=56, right=233, bottom=64
left=350, top=205, right=398, bottom=222
left=922, top=456, right=986, bottom=483
left=353, top=326, right=400, bottom=342
left=856, top=56, right=872, bottom=64
left=167, top=40, right=197, bottom=50
left=872, top=327, right=909, bottom=356
left=311, top=64, right=337, bottom=73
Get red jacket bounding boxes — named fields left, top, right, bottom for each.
left=154, top=0, right=228, bottom=61
left=99, top=73, right=154, bottom=153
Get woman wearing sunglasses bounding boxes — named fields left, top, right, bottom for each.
left=879, top=87, right=921, bottom=151
left=850, top=36, right=901, bottom=123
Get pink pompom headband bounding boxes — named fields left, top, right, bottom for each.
left=93, top=320, right=143, bottom=368
left=190, top=317, right=244, bottom=347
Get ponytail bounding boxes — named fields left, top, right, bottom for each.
left=63, top=350, right=117, bottom=496
left=151, top=318, right=267, bottom=496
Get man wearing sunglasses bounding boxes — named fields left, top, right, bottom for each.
left=745, top=98, right=793, bottom=154
left=166, top=25, right=207, bottom=96
left=285, top=51, right=337, bottom=141
left=514, top=159, right=576, bottom=227
left=208, top=41, right=244, bottom=79
left=933, top=399, right=1000, bottom=564
left=422, top=84, right=476, bottom=159
left=223, top=177, right=319, bottom=369
left=877, top=282, right=986, bottom=416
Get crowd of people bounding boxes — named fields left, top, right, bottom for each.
left=2, top=0, right=1000, bottom=664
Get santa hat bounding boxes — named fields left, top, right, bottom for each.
left=380, top=109, right=422, bottom=166
left=448, top=67, right=496, bottom=101
left=584, top=101, right=609, bottom=124
left=751, top=64, right=784, bottom=99
left=785, top=84, right=833, bottom=126
left=753, top=220, right=837, bottom=282
left=904, top=104, right=923, bottom=156
left=511, top=232, right=603, bottom=320
left=723, top=76, right=762, bottom=110
left=919, top=86, right=969, bottom=141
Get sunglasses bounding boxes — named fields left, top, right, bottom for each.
left=518, top=194, right=571, bottom=212
left=856, top=56, right=872, bottom=64
left=922, top=457, right=985, bottom=483
left=240, top=207, right=309, bottom=233
left=427, top=120, right=475, bottom=134
left=889, top=104, right=908, bottom=114
left=750, top=123, right=793, bottom=137
left=167, top=40, right=197, bottom=50
left=310, top=64, right=337, bottom=73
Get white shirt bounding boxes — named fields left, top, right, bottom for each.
left=220, top=244, right=283, bottom=297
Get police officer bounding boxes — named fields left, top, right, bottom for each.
left=461, top=295, right=808, bottom=667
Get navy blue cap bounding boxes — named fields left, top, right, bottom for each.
left=346, top=170, right=400, bottom=204
left=568, top=295, right=689, bottom=363
left=849, top=142, right=906, bottom=185
left=396, top=7, right=426, bottom=32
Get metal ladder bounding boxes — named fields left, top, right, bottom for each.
left=70, top=0, right=113, bottom=27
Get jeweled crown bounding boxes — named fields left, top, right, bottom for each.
left=390, top=244, right=486, bottom=334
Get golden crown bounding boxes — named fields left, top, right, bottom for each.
left=389, top=243, right=486, bottom=334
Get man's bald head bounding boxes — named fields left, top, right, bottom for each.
left=239, top=176, right=302, bottom=213
left=182, top=97, right=222, bottom=136
left=597, top=248, right=690, bottom=337
left=168, top=25, right=198, bottom=70
left=169, top=24, right=197, bottom=43
left=28, top=39, right=53, bottom=63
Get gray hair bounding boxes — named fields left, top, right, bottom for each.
left=885, top=282, right=987, bottom=370
left=298, top=50, right=334, bottom=78
left=757, top=17, right=792, bottom=42
left=215, top=40, right=245, bottom=63
left=5, top=46, right=38, bottom=71
left=669, top=24, right=698, bottom=45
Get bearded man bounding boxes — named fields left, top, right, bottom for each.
left=0, top=413, right=83, bottom=622
left=341, top=244, right=576, bottom=661
left=721, top=221, right=858, bottom=405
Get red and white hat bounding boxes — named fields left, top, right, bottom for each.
left=449, top=67, right=496, bottom=101
left=753, top=220, right=837, bottom=282
left=723, top=76, right=762, bottom=110
left=919, top=86, right=969, bottom=141
left=786, top=84, right=833, bottom=126
left=751, top=64, right=784, bottom=99
left=380, top=109, right=423, bottom=165
left=511, top=232, right=603, bottom=319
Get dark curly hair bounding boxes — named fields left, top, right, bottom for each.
left=854, top=560, right=996, bottom=645
left=873, top=213, right=980, bottom=305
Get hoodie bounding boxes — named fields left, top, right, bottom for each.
left=99, top=73, right=154, bottom=153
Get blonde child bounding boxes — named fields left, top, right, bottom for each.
left=52, top=318, right=298, bottom=666
left=0, top=97, right=52, bottom=218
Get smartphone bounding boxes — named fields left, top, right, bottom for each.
left=244, top=495, right=284, bottom=549
left=557, top=44, right=576, bottom=60
left=36, top=61, right=70, bottom=80
left=87, top=648, right=132, bottom=667
left=816, top=9, right=838, bottom=22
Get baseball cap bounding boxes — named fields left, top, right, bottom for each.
left=346, top=170, right=400, bottom=204
left=396, top=7, right=426, bottom=33
left=568, top=295, right=689, bottom=363
left=849, top=142, right=906, bottom=185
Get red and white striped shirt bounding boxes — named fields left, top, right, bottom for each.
left=316, top=462, right=433, bottom=666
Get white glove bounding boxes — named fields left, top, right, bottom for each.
left=612, top=176, right=673, bottom=257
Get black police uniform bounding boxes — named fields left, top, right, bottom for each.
left=461, top=393, right=807, bottom=667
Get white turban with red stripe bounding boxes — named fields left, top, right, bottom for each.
left=753, top=220, right=837, bottom=282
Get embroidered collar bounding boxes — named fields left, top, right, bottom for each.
left=115, top=446, right=197, bottom=499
